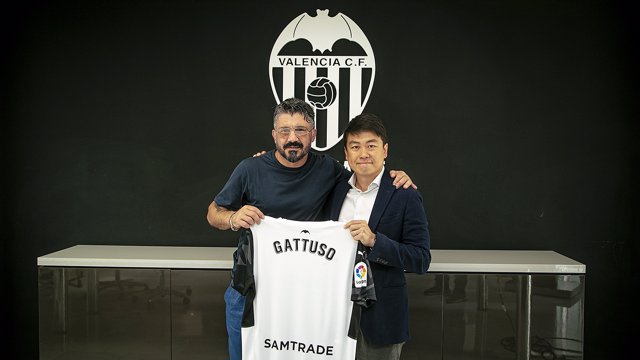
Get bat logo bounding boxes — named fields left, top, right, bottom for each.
left=300, top=230, right=311, bottom=234
left=269, top=9, right=376, bottom=151
left=290, top=10, right=352, bottom=53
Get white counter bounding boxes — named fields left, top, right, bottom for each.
left=430, top=249, right=585, bottom=273
left=37, top=245, right=585, bottom=273
left=37, top=245, right=236, bottom=269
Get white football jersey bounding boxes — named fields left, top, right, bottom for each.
left=242, top=216, right=358, bottom=360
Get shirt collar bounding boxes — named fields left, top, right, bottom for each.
left=348, top=166, right=385, bottom=193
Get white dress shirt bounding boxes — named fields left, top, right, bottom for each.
left=338, top=167, right=385, bottom=223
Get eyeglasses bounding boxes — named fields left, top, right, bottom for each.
left=276, top=127, right=312, bottom=137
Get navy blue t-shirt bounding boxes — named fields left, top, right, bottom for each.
left=214, top=150, right=351, bottom=221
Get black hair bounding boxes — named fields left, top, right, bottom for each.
left=343, top=113, right=388, bottom=147
left=273, top=98, right=315, bottom=128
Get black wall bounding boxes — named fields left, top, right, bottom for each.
left=2, top=0, right=637, bottom=358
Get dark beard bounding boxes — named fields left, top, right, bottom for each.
left=277, top=141, right=308, bottom=163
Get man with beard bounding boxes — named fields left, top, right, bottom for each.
left=206, top=98, right=415, bottom=360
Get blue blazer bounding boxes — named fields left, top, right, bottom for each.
left=326, top=170, right=431, bottom=346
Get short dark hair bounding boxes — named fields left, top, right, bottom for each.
left=273, top=98, right=315, bottom=128
left=344, top=113, right=388, bottom=147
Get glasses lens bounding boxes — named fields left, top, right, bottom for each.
left=278, top=128, right=309, bottom=137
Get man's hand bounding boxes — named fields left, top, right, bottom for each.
left=230, top=205, right=265, bottom=229
left=389, top=170, right=417, bottom=189
left=344, top=220, right=376, bottom=247
left=253, top=151, right=267, bottom=157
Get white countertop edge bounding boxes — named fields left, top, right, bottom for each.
left=37, top=257, right=235, bottom=269
left=428, top=263, right=586, bottom=274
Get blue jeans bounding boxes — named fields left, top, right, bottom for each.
left=224, top=285, right=245, bottom=360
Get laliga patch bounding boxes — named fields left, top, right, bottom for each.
left=354, top=261, right=368, bottom=288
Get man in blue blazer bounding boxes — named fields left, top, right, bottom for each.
left=326, top=113, right=431, bottom=360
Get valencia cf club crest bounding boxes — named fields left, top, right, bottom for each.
left=269, top=9, right=376, bottom=151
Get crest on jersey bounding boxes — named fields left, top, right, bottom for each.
left=269, top=9, right=376, bottom=151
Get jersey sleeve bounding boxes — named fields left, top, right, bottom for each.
left=348, top=243, right=376, bottom=340
left=230, top=228, right=256, bottom=327
left=351, top=242, right=377, bottom=307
